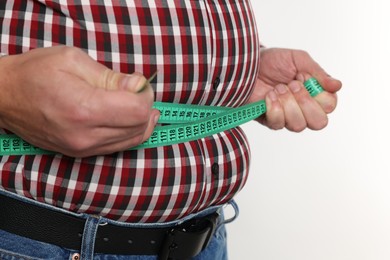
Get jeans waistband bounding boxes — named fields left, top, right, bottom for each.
left=0, top=188, right=226, bottom=227
left=0, top=189, right=238, bottom=259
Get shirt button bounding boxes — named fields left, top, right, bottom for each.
left=211, top=163, right=219, bottom=177
left=212, top=76, right=220, bottom=90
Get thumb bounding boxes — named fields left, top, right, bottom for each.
left=99, top=69, right=147, bottom=92
left=294, top=50, right=342, bottom=93
left=65, top=48, right=147, bottom=92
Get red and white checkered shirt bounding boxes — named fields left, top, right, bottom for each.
left=0, top=0, right=260, bottom=223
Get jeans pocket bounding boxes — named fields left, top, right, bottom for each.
left=0, top=229, right=71, bottom=260
left=0, top=249, right=41, bottom=260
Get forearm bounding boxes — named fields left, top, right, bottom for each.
left=0, top=53, right=14, bottom=130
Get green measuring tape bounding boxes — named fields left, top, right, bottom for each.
left=0, top=78, right=323, bottom=156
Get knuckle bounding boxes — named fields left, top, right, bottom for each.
left=127, top=134, right=146, bottom=149
left=61, top=134, right=92, bottom=155
left=136, top=134, right=147, bottom=145
left=324, top=100, right=337, bottom=113
left=296, top=49, right=310, bottom=58
left=316, top=93, right=337, bottom=114
left=59, top=46, right=87, bottom=67
left=312, top=117, right=329, bottom=130
left=267, top=118, right=285, bottom=131
left=100, top=69, right=120, bottom=90
left=132, top=103, right=152, bottom=123
left=55, top=111, right=96, bottom=156
left=269, top=124, right=284, bottom=131
left=69, top=106, right=93, bottom=124
left=288, top=123, right=306, bottom=133
left=123, top=123, right=152, bottom=148
left=61, top=46, right=83, bottom=59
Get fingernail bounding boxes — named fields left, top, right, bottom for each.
left=289, top=81, right=301, bottom=93
left=268, top=90, right=278, bottom=101
left=296, top=74, right=305, bottom=83
left=121, top=74, right=145, bottom=92
left=276, top=84, right=287, bottom=94
left=154, top=114, right=160, bottom=125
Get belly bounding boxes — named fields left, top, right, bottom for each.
left=0, top=0, right=260, bottom=222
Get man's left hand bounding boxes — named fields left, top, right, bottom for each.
left=248, top=48, right=342, bottom=132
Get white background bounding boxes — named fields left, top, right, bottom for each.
left=228, top=1, right=390, bottom=259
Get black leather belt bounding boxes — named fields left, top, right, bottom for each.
left=0, top=193, right=219, bottom=259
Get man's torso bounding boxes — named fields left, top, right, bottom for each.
left=0, top=0, right=260, bottom=223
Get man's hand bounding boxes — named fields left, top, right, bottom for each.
left=0, top=46, right=160, bottom=157
left=247, top=48, right=342, bottom=132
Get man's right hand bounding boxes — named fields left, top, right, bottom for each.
left=0, top=46, right=160, bottom=157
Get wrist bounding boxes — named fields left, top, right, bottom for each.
left=0, top=53, right=11, bottom=129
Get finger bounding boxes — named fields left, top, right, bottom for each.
left=87, top=109, right=161, bottom=151
left=275, top=84, right=307, bottom=132
left=99, top=69, right=148, bottom=93
left=294, top=51, right=342, bottom=93
left=298, top=72, right=338, bottom=113
left=140, top=109, right=161, bottom=143
left=259, top=90, right=285, bottom=130
left=94, top=109, right=160, bottom=155
left=90, top=88, right=155, bottom=127
left=287, top=81, right=328, bottom=130
left=61, top=73, right=155, bottom=128
left=314, top=92, right=338, bottom=114
left=62, top=47, right=148, bottom=93
left=93, top=112, right=159, bottom=146
left=59, top=108, right=160, bottom=157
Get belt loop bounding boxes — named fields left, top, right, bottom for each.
left=221, top=200, right=239, bottom=226
left=158, top=229, right=176, bottom=260
left=80, top=215, right=101, bottom=260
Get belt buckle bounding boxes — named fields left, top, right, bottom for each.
left=158, top=212, right=219, bottom=260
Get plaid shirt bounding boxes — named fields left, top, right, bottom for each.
left=0, top=0, right=260, bottom=223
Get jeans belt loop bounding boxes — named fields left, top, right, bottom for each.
left=80, top=215, right=102, bottom=260
left=221, top=200, right=239, bottom=225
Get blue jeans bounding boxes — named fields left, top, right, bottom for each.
left=0, top=190, right=237, bottom=260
